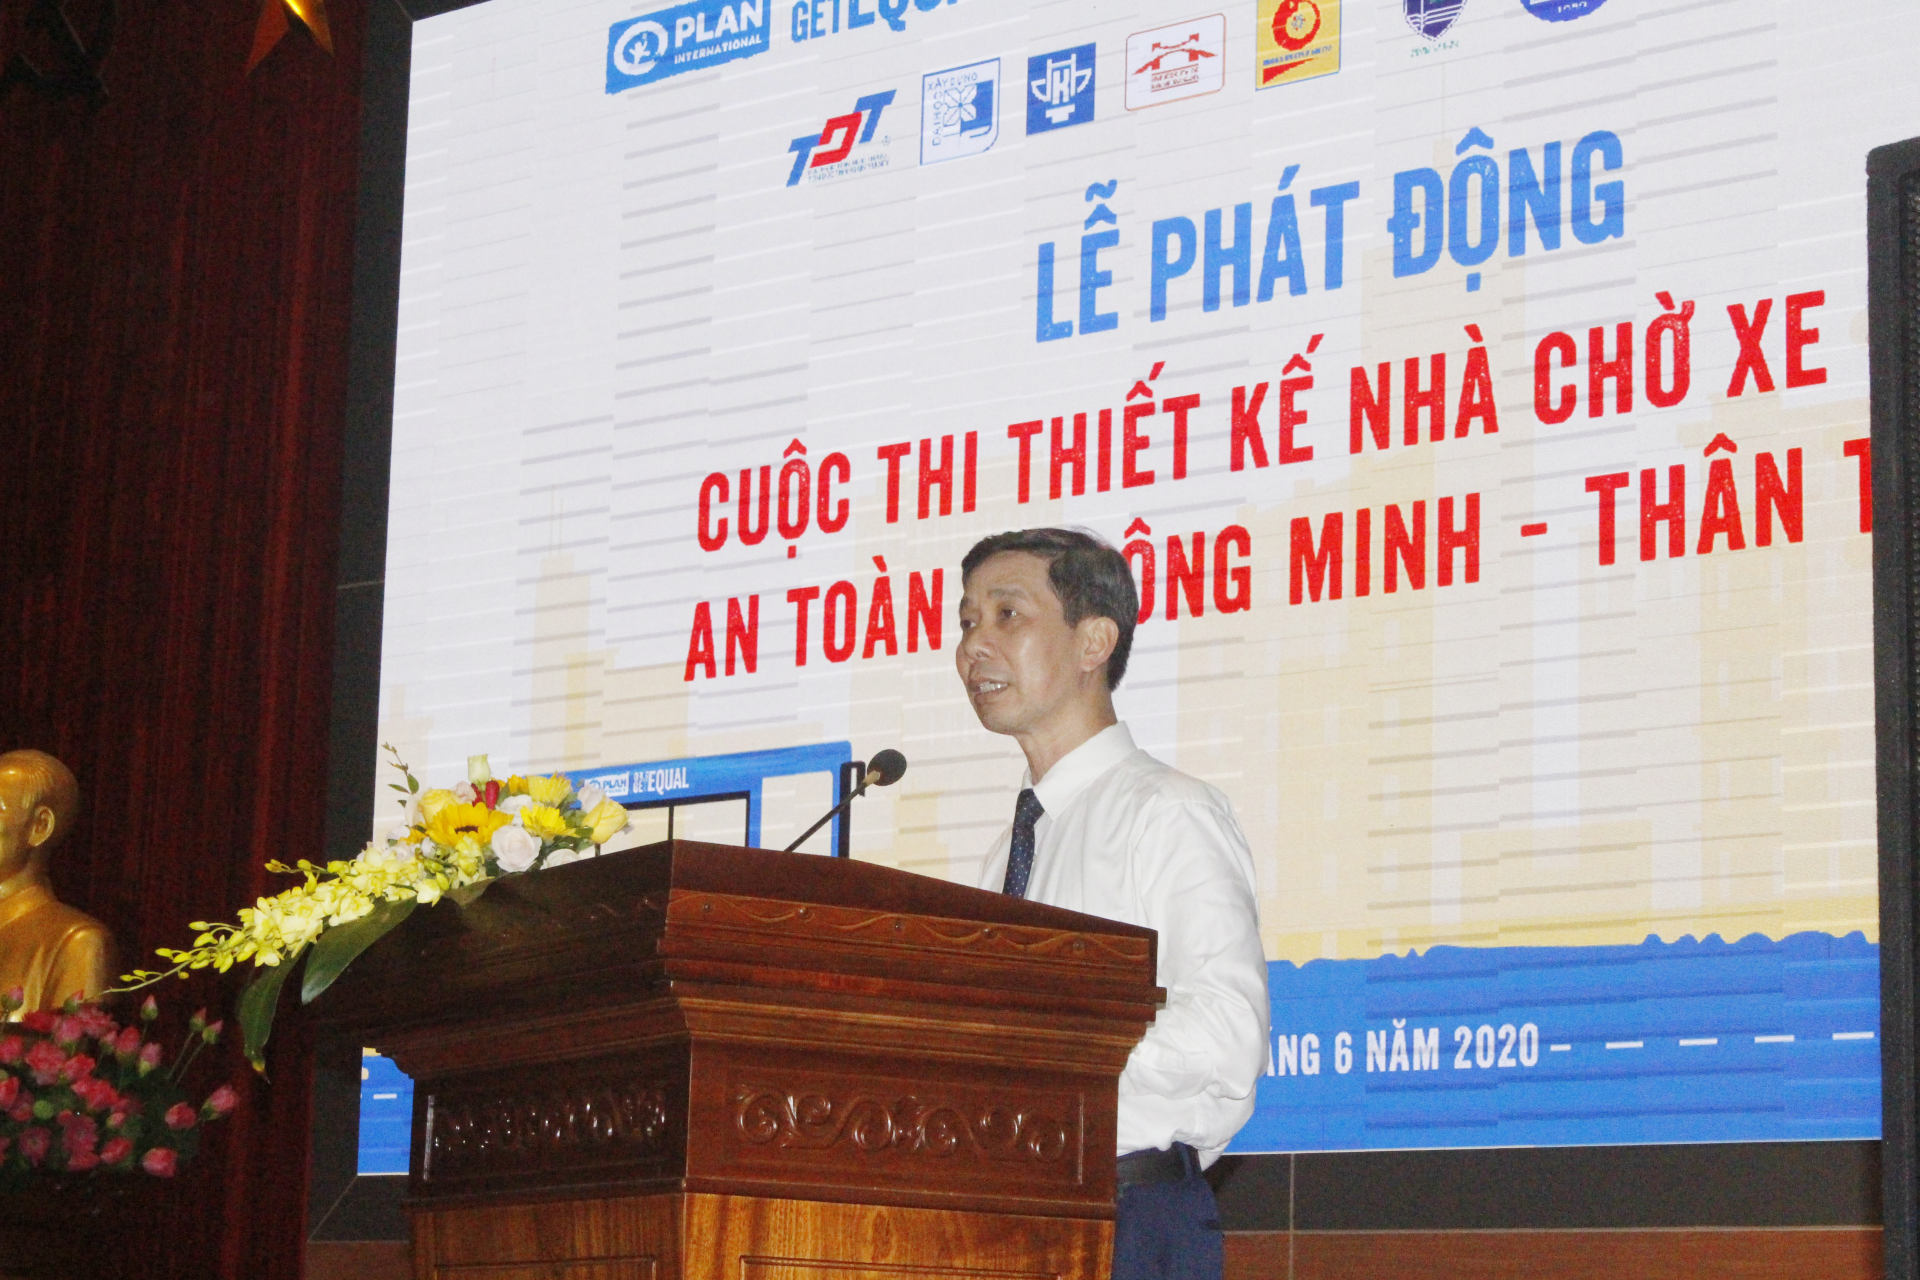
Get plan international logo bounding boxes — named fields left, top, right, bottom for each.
left=1124, top=15, right=1224, bottom=110
left=606, top=0, right=768, bottom=94
left=921, top=58, right=999, bottom=164
left=1026, top=43, right=1095, bottom=135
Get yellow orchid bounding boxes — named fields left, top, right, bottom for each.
left=584, top=799, right=630, bottom=845
left=423, top=802, right=512, bottom=850
left=519, top=804, right=571, bottom=840
left=127, top=748, right=622, bottom=1074
left=525, top=774, right=574, bottom=806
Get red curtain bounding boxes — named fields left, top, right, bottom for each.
left=0, top=0, right=365, bottom=1272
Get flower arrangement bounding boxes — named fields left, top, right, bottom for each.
left=0, top=991, right=236, bottom=1187
left=122, top=748, right=630, bottom=1071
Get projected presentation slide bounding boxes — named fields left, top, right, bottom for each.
left=374, top=0, right=1914, bottom=1153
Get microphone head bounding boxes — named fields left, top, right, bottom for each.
left=865, top=749, right=908, bottom=788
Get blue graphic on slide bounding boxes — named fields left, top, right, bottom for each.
left=568, top=741, right=851, bottom=849
left=358, top=1052, right=412, bottom=1174
left=1230, top=931, right=1879, bottom=1152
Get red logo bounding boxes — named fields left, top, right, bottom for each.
left=1271, top=0, right=1321, bottom=50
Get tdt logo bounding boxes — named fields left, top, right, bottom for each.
left=786, top=91, right=897, bottom=186
left=606, top=0, right=769, bottom=94
left=921, top=57, right=999, bottom=164
left=1026, top=43, right=1095, bottom=135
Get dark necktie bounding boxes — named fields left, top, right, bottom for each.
left=1000, top=788, right=1045, bottom=898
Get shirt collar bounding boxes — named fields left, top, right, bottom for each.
left=1028, top=721, right=1136, bottom=818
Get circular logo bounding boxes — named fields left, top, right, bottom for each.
left=1271, top=0, right=1322, bottom=50
left=1521, top=0, right=1609, bottom=21
left=613, top=20, right=670, bottom=77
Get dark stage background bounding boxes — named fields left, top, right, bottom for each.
left=0, top=0, right=365, bottom=1270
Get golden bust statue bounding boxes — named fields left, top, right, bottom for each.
left=0, top=750, right=113, bottom=1013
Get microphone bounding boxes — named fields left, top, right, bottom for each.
left=783, top=750, right=908, bottom=854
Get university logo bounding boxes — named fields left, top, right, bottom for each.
left=1403, top=0, right=1461, bottom=39
left=785, top=90, right=898, bottom=186
left=1521, top=0, right=1609, bottom=19
left=1026, top=43, right=1095, bottom=135
left=921, top=58, right=1000, bottom=164
left=606, top=0, right=768, bottom=94
left=1124, top=15, right=1225, bottom=110
left=1255, top=0, right=1339, bottom=88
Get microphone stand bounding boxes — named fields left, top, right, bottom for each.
left=784, top=762, right=872, bottom=854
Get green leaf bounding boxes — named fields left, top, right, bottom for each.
left=238, top=957, right=299, bottom=1076
left=300, top=898, right=417, bottom=1006
left=445, top=878, right=496, bottom=908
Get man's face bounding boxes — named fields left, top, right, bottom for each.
left=955, top=552, right=1102, bottom=740
left=0, top=767, right=49, bottom=882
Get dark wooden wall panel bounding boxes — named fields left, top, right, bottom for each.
left=0, top=0, right=366, bottom=1272
left=1227, top=1229, right=1883, bottom=1280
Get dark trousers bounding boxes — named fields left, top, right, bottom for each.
left=1112, top=1159, right=1223, bottom=1280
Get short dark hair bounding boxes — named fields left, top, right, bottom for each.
left=961, top=528, right=1138, bottom=689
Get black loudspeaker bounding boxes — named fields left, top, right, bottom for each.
left=1870, top=134, right=1920, bottom=1280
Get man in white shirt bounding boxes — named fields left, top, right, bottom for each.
left=955, top=528, right=1270, bottom=1280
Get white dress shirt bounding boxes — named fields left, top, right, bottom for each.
left=976, top=722, right=1270, bottom=1167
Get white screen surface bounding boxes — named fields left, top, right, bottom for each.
left=377, top=0, right=1918, bottom=1150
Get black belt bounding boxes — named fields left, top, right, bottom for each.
left=1115, top=1141, right=1201, bottom=1190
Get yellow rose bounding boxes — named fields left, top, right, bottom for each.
left=417, top=788, right=457, bottom=823
left=525, top=775, right=574, bottom=806
left=424, top=803, right=513, bottom=850
left=584, top=799, right=630, bottom=845
left=519, top=805, right=571, bottom=840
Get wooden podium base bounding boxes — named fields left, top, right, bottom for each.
left=321, top=845, right=1158, bottom=1280
left=412, top=1192, right=1112, bottom=1280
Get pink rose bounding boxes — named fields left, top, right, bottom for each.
left=19, top=1011, right=55, bottom=1035
left=9, top=1102, right=32, bottom=1123
left=25, top=1040, right=67, bottom=1085
left=0, top=1037, right=22, bottom=1065
left=76, top=1004, right=115, bottom=1035
left=0, top=987, right=21, bottom=1012
left=70, top=1076, right=118, bottom=1112
left=64, top=1149, right=100, bottom=1171
left=137, top=1042, right=163, bottom=1074
left=18, top=1127, right=50, bottom=1166
left=0, top=1075, right=18, bottom=1109
left=201, top=1084, right=239, bottom=1120
left=50, top=1016, right=84, bottom=1047
left=57, top=1054, right=95, bottom=1085
left=59, top=1112, right=98, bottom=1162
left=98, top=1136, right=132, bottom=1166
left=139, top=995, right=158, bottom=1023
left=112, top=1027, right=141, bottom=1059
left=140, top=1147, right=177, bottom=1177
left=163, top=1103, right=198, bottom=1131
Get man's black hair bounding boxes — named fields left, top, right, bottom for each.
left=961, top=528, right=1139, bottom=690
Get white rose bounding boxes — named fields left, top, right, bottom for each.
left=577, top=783, right=606, bottom=812
left=453, top=781, right=478, bottom=804
left=543, top=847, right=597, bottom=869
left=492, top=824, right=540, bottom=873
left=498, top=793, right=533, bottom=815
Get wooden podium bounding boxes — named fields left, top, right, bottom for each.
left=320, top=840, right=1162, bottom=1280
